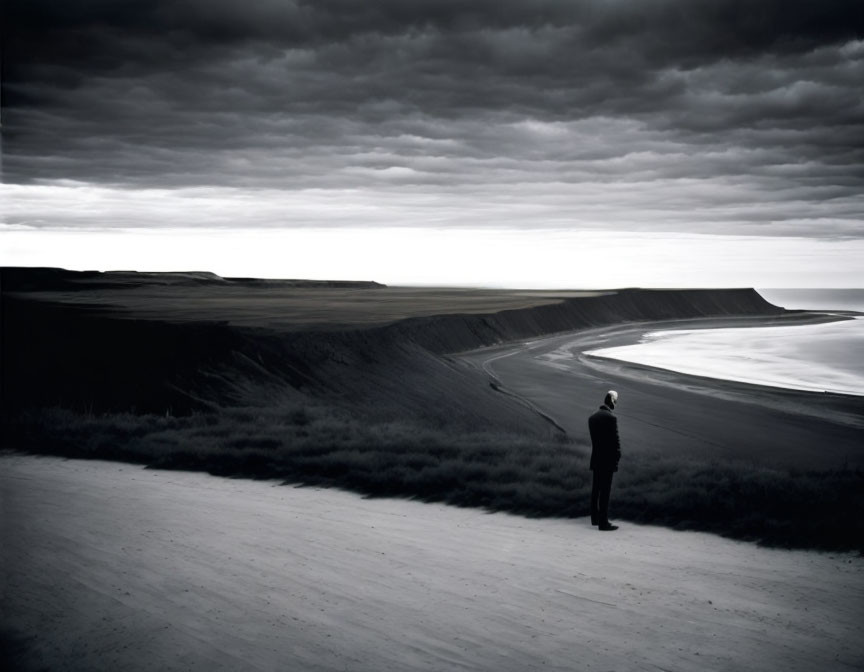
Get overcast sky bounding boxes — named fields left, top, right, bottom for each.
left=3, top=0, right=863, bottom=286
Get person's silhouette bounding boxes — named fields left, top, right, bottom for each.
left=588, top=391, right=621, bottom=531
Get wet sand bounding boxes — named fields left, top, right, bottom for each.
left=2, top=454, right=862, bottom=672
left=457, top=314, right=864, bottom=469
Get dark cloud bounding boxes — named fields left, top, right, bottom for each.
left=3, top=0, right=863, bottom=236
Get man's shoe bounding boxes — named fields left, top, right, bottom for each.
left=591, top=517, right=599, bottom=526
left=598, top=523, right=619, bottom=531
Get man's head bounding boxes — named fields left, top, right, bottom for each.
left=604, top=390, right=618, bottom=409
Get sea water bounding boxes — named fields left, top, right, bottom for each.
left=585, top=289, right=864, bottom=396
left=758, top=288, right=864, bottom=312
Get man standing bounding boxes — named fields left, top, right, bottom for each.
left=588, top=390, right=621, bottom=531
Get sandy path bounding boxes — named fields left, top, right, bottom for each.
left=2, top=454, right=862, bottom=672
left=457, top=316, right=864, bottom=469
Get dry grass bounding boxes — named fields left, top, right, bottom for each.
left=5, top=403, right=862, bottom=552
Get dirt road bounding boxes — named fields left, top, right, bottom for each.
left=2, top=454, right=862, bottom=671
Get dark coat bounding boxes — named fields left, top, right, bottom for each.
left=588, top=404, right=621, bottom=472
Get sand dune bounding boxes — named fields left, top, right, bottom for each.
left=2, top=454, right=861, bottom=672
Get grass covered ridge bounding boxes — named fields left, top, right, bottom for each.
left=5, top=404, right=862, bottom=553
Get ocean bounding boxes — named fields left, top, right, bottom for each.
left=758, top=288, right=864, bottom=313
left=586, top=289, right=864, bottom=396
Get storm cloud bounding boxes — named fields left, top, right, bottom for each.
left=3, top=0, right=863, bottom=237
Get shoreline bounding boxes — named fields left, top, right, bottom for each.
left=583, top=314, right=863, bottom=397
left=458, top=312, right=864, bottom=469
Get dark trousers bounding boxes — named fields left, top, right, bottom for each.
left=591, top=469, right=614, bottom=525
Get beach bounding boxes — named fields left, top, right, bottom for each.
left=458, top=313, right=864, bottom=470
left=3, top=454, right=862, bottom=672
left=585, top=317, right=864, bottom=396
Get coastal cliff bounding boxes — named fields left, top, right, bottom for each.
left=378, top=288, right=781, bottom=354
left=2, top=268, right=781, bottom=418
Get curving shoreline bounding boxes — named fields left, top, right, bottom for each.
left=585, top=316, right=863, bottom=397
left=458, top=312, right=864, bottom=470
